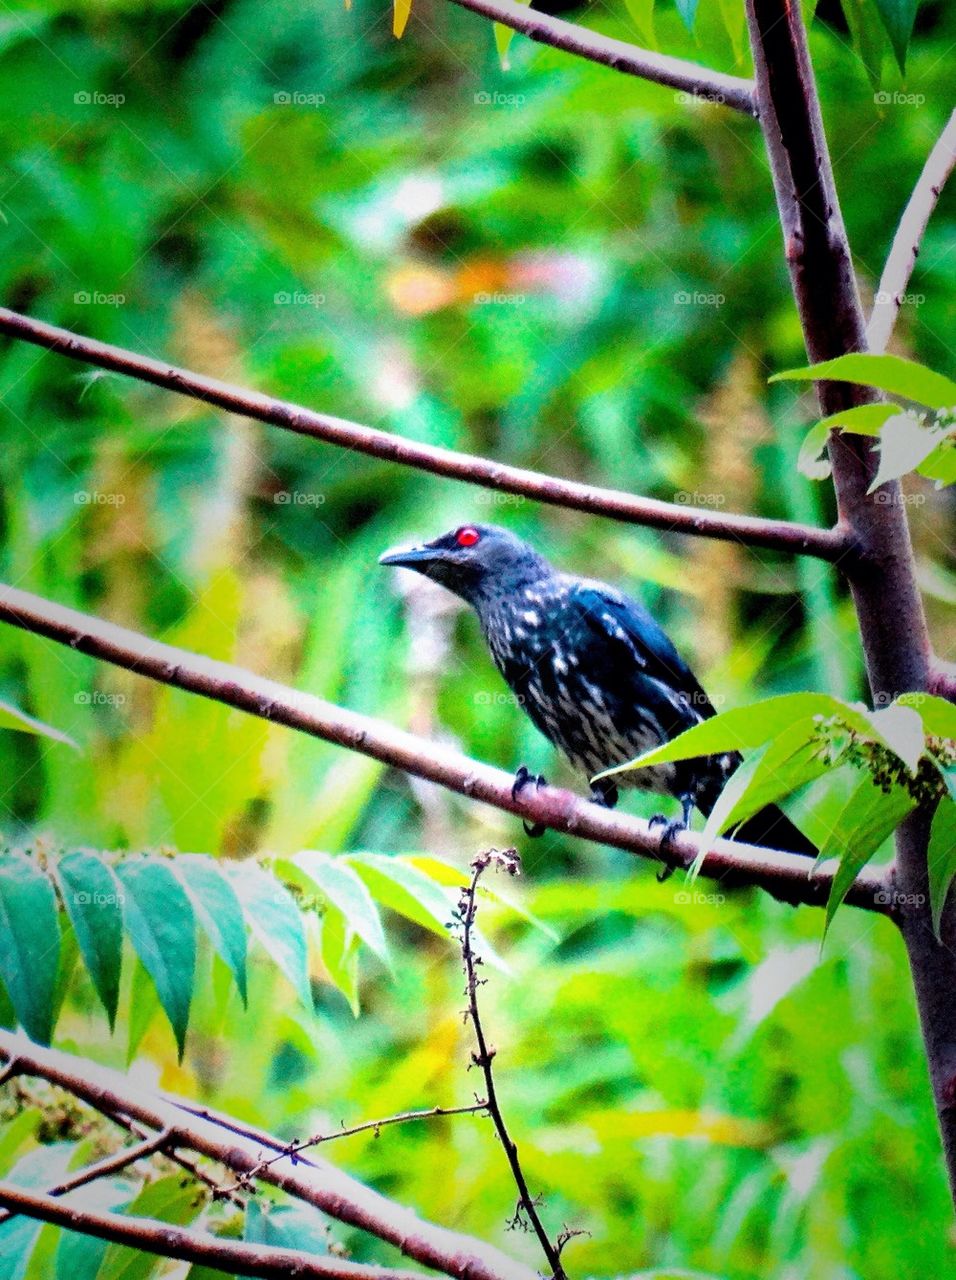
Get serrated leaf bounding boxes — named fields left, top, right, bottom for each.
left=114, top=859, right=195, bottom=1059
left=823, top=776, right=914, bottom=933
left=245, top=1199, right=331, bottom=1253
left=0, top=1144, right=77, bottom=1280
left=286, top=852, right=388, bottom=965
left=869, top=413, right=943, bottom=491
left=225, top=863, right=311, bottom=1010
left=872, top=0, right=918, bottom=71
left=320, top=903, right=361, bottom=1016
left=0, top=851, right=60, bottom=1044
left=54, top=850, right=124, bottom=1029
left=393, top=0, right=411, bottom=38
left=771, top=353, right=956, bottom=410
left=928, top=799, right=956, bottom=937
left=173, top=856, right=248, bottom=1005
left=0, top=699, right=76, bottom=747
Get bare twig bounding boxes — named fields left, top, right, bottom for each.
left=111, top=1111, right=247, bottom=1208
left=0, top=580, right=891, bottom=911
left=0, top=1031, right=540, bottom=1280
left=456, top=850, right=567, bottom=1280
left=746, top=0, right=956, bottom=1205
left=0, top=307, right=851, bottom=561
left=0, top=1180, right=429, bottom=1280
left=0, top=1128, right=173, bottom=1226
left=444, top=0, right=756, bottom=115
left=867, top=109, right=956, bottom=353
left=222, top=1104, right=488, bottom=1196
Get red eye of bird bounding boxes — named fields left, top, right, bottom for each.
left=455, top=525, right=480, bottom=548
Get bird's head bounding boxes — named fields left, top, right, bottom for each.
left=379, top=523, right=553, bottom=607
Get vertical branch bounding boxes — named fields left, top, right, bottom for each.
left=745, top=0, right=956, bottom=1204
left=457, top=850, right=568, bottom=1280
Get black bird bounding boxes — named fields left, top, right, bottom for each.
left=379, top=523, right=816, bottom=857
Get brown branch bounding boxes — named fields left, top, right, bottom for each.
left=0, top=1031, right=540, bottom=1280
left=0, top=307, right=850, bottom=562
left=222, top=1104, right=489, bottom=1196
left=112, top=1111, right=247, bottom=1208
left=444, top=0, right=756, bottom=115
left=0, top=580, right=890, bottom=911
left=0, top=1128, right=173, bottom=1227
left=0, top=1181, right=428, bottom=1280
left=867, top=109, right=956, bottom=354
left=457, top=850, right=566, bottom=1280
left=746, top=0, right=956, bottom=1206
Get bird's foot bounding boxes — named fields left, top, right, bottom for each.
left=589, top=778, right=619, bottom=809
left=648, top=813, right=684, bottom=881
left=512, top=765, right=548, bottom=838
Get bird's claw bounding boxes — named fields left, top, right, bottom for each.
left=512, top=765, right=547, bottom=838
left=589, top=779, right=619, bottom=809
left=648, top=813, right=684, bottom=880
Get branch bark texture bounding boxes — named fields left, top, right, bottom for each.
left=0, top=307, right=850, bottom=561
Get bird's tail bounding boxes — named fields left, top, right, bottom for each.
left=730, top=803, right=817, bottom=858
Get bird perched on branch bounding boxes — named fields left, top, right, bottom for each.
left=380, top=523, right=816, bottom=857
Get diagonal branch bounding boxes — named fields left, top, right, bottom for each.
left=0, top=579, right=890, bottom=911
left=0, top=308, right=851, bottom=562
left=445, top=0, right=756, bottom=115
left=0, top=1181, right=430, bottom=1280
left=867, top=109, right=956, bottom=354
left=0, top=1032, right=539, bottom=1280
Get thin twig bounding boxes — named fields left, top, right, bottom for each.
left=0, top=307, right=851, bottom=561
left=0, top=580, right=891, bottom=911
left=111, top=1110, right=247, bottom=1209
left=0, top=1128, right=173, bottom=1227
left=867, top=109, right=956, bottom=354
left=456, top=849, right=568, bottom=1280
left=445, top=0, right=756, bottom=115
left=0, top=1180, right=429, bottom=1280
left=221, top=1104, right=488, bottom=1196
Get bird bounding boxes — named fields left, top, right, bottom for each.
left=379, top=522, right=817, bottom=857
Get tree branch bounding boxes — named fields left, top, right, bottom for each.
left=867, top=109, right=956, bottom=354
left=0, top=580, right=890, bottom=911
left=444, top=0, right=756, bottom=115
left=0, top=1181, right=429, bottom=1280
left=456, top=851, right=566, bottom=1280
left=0, top=1031, right=539, bottom=1280
left=0, top=307, right=851, bottom=562
left=745, top=0, right=956, bottom=1206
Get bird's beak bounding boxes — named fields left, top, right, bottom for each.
left=378, top=541, right=438, bottom=570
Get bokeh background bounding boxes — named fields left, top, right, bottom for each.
left=0, top=0, right=954, bottom=1276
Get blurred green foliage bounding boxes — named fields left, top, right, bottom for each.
left=0, top=0, right=954, bottom=1276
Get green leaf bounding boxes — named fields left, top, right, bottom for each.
left=858, top=703, right=925, bottom=773
left=0, top=851, right=61, bottom=1044
left=97, top=1175, right=202, bottom=1280
left=56, top=1177, right=137, bottom=1280
left=225, top=863, right=311, bottom=1010
left=796, top=403, right=898, bottom=480
left=0, top=1144, right=77, bottom=1280
left=0, top=699, right=76, bottom=747
left=869, top=413, right=945, bottom=491
left=674, top=0, right=700, bottom=31
left=173, top=856, right=248, bottom=1005
left=346, top=853, right=457, bottom=940
left=823, top=777, right=914, bottom=932
left=624, top=0, right=656, bottom=46
left=771, top=353, right=956, bottom=411
left=320, top=903, right=361, bottom=1016
left=842, top=0, right=886, bottom=89
left=285, top=852, right=388, bottom=965
left=917, top=438, right=956, bottom=486
left=872, top=0, right=919, bottom=71
left=114, top=858, right=195, bottom=1059
left=692, top=747, right=770, bottom=879
left=898, top=692, right=956, bottom=741
left=928, top=799, right=956, bottom=937
left=493, top=0, right=531, bottom=67
left=54, top=850, right=124, bottom=1029
left=245, top=1199, right=331, bottom=1253
left=126, top=958, right=160, bottom=1064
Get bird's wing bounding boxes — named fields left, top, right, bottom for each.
left=572, top=580, right=718, bottom=723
